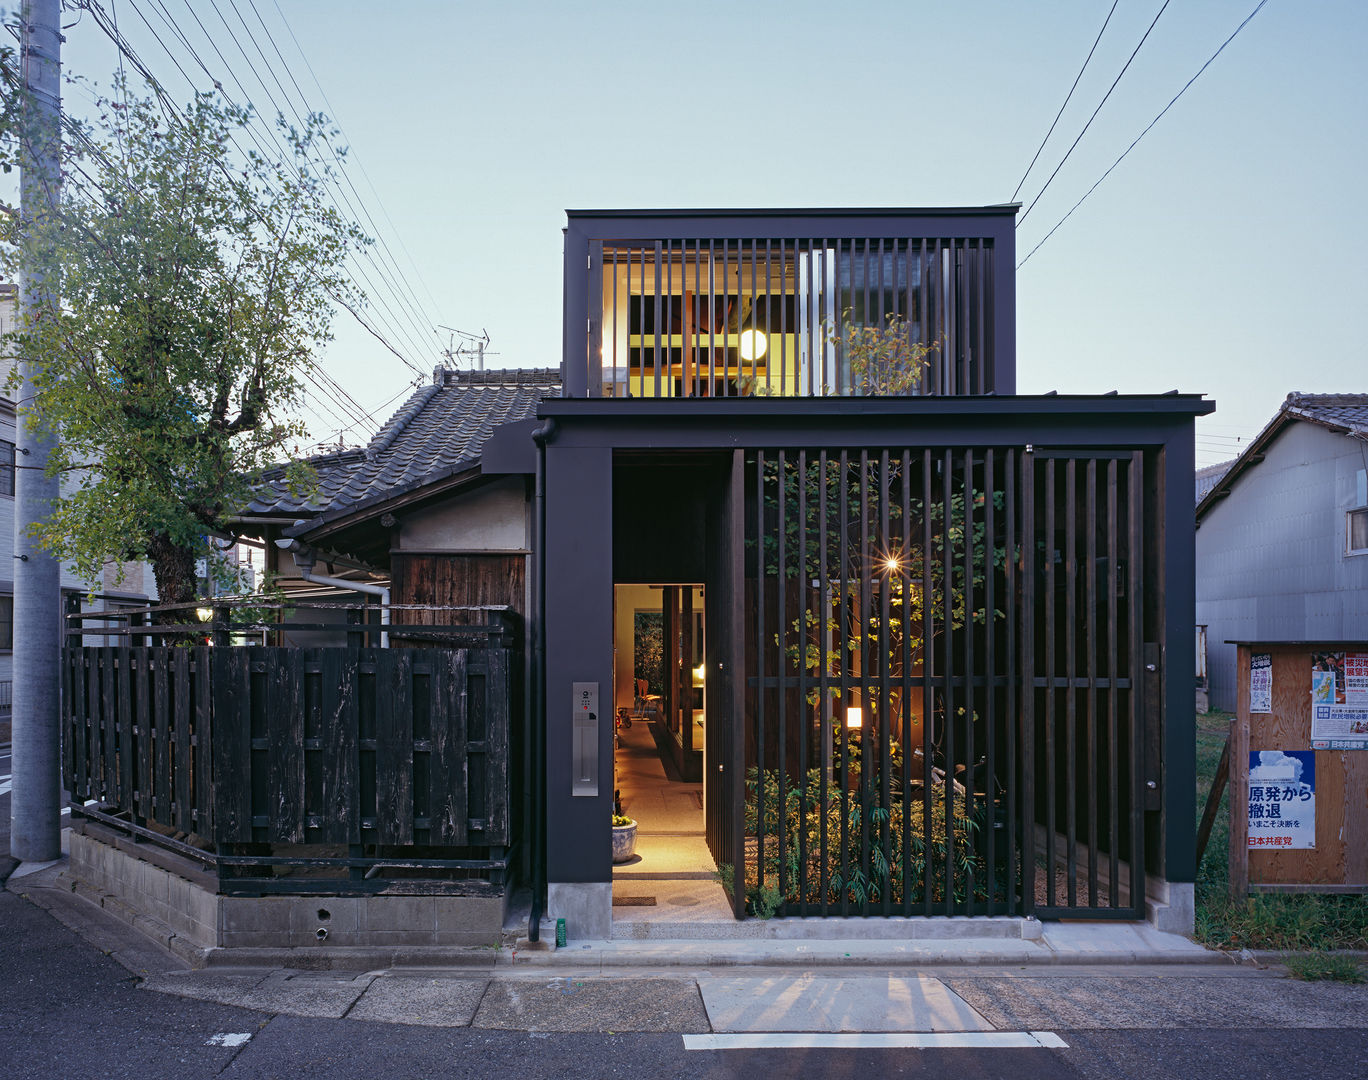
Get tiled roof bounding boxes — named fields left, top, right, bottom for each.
left=1281, top=392, right=1368, bottom=435
left=247, top=367, right=560, bottom=518
left=1194, top=460, right=1234, bottom=504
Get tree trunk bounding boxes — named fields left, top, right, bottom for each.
left=147, top=533, right=199, bottom=613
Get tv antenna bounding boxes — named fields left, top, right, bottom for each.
left=438, top=326, right=496, bottom=371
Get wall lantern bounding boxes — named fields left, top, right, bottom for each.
left=845, top=706, right=863, bottom=729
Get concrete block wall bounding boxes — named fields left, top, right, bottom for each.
left=68, top=826, right=509, bottom=951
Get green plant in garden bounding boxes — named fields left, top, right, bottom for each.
left=0, top=70, right=366, bottom=609
left=740, top=765, right=980, bottom=909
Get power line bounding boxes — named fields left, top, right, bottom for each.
left=70, top=0, right=428, bottom=435
left=237, top=0, right=446, bottom=347
left=1011, top=0, right=1119, bottom=203
left=1017, top=0, right=1172, bottom=228
left=143, top=0, right=435, bottom=372
left=269, top=0, right=446, bottom=320
left=198, top=0, right=441, bottom=366
left=1018, top=0, right=1270, bottom=269
left=81, top=0, right=434, bottom=385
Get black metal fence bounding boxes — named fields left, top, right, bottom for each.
left=743, top=446, right=1152, bottom=919
left=63, top=630, right=518, bottom=893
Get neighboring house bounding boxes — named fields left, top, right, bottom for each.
left=1196, top=393, right=1368, bottom=711
left=246, top=208, right=1209, bottom=937
left=0, top=284, right=154, bottom=717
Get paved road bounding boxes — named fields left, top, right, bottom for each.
left=2, top=884, right=1366, bottom=1080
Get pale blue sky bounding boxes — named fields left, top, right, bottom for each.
left=29, top=1, right=1368, bottom=464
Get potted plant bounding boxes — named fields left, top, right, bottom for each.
left=611, top=814, right=638, bottom=863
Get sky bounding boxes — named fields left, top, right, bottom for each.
left=14, top=0, right=1368, bottom=467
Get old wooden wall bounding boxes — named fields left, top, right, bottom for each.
left=391, top=553, right=527, bottom=619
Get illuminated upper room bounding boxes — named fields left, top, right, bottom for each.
left=562, top=207, right=1018, bottom=400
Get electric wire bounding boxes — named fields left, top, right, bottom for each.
left=71, top=0, right=424, bottom=439
left=80, top=0, right=434, bottom=388
left=268, top=0, right=445, bottom=318
left=1017, top=0, right=1172, bottom=228
left=133, top=0, right=435, bottom=374
left=1011, top=0, right=1119, bottom=203
left=1018, top=0, right=1270, bottom=269
left=233, top=0, right=445, bottom=356
left=198, top=0, right=441, bottom=366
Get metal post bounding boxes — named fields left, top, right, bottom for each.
left=11, top=0, right=63, bottom=864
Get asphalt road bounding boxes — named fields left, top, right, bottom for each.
left=2, top=885, right=1366, bottom=1080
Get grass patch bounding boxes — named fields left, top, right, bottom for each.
left=1194, top=710, right=1368, bottom=952
left=1283, top=951, right=1365, bottom=983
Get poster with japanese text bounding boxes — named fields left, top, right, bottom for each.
left=1247, top=750, right=1315, bottom=850
left=1310, top=652, right=1368, bottom=749
left=1250, top=652, right=1272, bottom=714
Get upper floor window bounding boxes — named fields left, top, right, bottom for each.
left=0, top=439, right=13, bottom=497
left=1350, top=468, right=1368, bottom=555
left=564, top=210, right=1017, bottom=400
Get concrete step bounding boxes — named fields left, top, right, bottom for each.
left=609, top=915, right=1036, bottom=942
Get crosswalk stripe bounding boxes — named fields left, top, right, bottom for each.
left=683, top=1032, right=1068, bottom=1051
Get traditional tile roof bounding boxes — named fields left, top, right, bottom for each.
left=1196, top=392, right=1368, bottom=520
left=247, top=367, right=560, bottom=518
left=1279, top=393, right=1368, bottom=435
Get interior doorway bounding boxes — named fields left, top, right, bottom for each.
left=610, top=584, right=729, bottom=922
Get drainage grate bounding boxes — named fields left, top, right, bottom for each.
left=612, top=895, right=657, bottom=906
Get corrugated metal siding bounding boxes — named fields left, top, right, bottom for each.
left=1196, top=422, right=1368, bottom=710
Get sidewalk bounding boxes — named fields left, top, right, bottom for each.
left=10, top=853, right=1368, bottom=1038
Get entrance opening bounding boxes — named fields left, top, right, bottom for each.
left=611, top=584, right=730, bottom=922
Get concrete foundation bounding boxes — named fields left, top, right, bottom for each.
left=546, top=881, right=613, bottom=941
left=67, top=822, right=511, bottom=960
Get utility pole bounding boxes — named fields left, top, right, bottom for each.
left=11, top=0, right=63, bottom=864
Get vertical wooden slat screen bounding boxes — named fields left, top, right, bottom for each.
left=739, top=443, right=1150, bottom=918
left=594, top=236, right=995, bottom=398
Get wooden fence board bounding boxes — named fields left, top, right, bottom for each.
left=173, top=648, right=192, bottom=834
left=428, top=649, right=468, bottom=844
left=117, top=648, right=133, bottom=818
left=64, top=642, right=513, bottom=852
left=135, top=652, right=152, bottom=821
left=375, top=650, right=415, bottom=845
left=483, top=648, right=511, bottom=842
left=193, top=648, right=212, bottom=837
left=152, top=655, right=170, bottom=826
left=71, top=650, right=88, bottom=800
left=315, top=648, right=358, bottom=842
left=267, top=649, right=305, bottom=843
left=211, top=648, right=252, bottom=843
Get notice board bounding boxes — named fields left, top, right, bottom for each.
left=1229, top=642, right=1368, bottom=899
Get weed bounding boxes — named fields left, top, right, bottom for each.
left=1284, top=951, right=1365, bottom=983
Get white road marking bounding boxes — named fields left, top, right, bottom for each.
left=683, top=1031, right=1068, bottom=1051
left=0, top=781, right=11, bottom=797
left=206, top=1032, right=253, bottom=1048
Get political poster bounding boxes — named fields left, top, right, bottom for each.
left=1247, top=750, right=1315, bottom=850
left=1250, top=653, right=1272, bottom=714
left=1310, top=652, right=1368, bottom=749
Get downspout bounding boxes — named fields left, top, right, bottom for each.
left=527, top=416, right=556, bottom=942
left=300, top=569, right=390, bottom=648
left=276, top=540, right=390, bottom=647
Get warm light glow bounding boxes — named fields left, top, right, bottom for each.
left=196, top=606, right=214, bottom=623
left=845, top=706, right=863, bottom=729
left=693, top=664, right=706, bottom=682
left=738, top=328, right=768, bottom=362
left=883, top=555, right=901, bottom=573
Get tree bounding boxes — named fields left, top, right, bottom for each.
left=0, top=72, right=365, bottom=607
